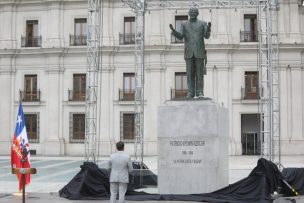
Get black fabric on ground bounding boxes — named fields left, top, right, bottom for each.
left=59, top=162, right=110, bottom=200
left=59, top=158, right=283, bottom=203
left=126, top=158, right=283, bottom=203
left=59, top=161, right=157, bottom=200
left=281, top=168, right=304, bottom=196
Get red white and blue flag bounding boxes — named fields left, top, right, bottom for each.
left=11, top=102, right=31, bottom=191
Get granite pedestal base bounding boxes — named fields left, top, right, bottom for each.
left=158, top=99, right=229, bottom=194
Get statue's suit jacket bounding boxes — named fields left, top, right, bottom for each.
left=172, top=19, right=210, bottom=60
left=109, top=151, right=133, bottom=183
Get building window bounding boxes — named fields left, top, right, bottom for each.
left=70, top=18, right=87, bottom=46
left=171, top=15, right=188, bottom=43
left=171, top=72, right=187, bottom=99
left=242, top=71, right=259, bottom=100
left=70, top=113, right=85, bottom=143
left=240, top=14, right=257, bottom=42
left=69, top=74, right=86, bottom=101
left=24, top=113, right=39, bottom=143
left=121, top=112, right=135, bottom=142
left=120, top=17, right=135, bottom=44
left=22, top=20, right=41, bottom=47
left=119, top=73, right=135, bottom=101
left=20, top=75, right=40, bottom=102
left=241, top=114, right=261, bottom=155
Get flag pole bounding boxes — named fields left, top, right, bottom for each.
left=21, top=147, right=28, bottom=203
left=19, top=100, right=26, bottom=203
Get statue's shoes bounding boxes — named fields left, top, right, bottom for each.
left=186, top=93, right=194, bottom=98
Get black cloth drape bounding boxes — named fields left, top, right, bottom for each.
left=59, top=158, right=284, bottom=203
left=281, top=168, right=304, bottom=196
left=59, top=162, right=110, bottom=200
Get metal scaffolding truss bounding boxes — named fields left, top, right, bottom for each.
left=85, top=0, right=101, bottom=163
left=121, top=0, right=281, bottom=166
left=258, top=0, right=280, bottom=164
left=123, top=0, right=146, bottom=185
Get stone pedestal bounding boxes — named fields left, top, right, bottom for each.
left=157, top=99, right=229, bottom=194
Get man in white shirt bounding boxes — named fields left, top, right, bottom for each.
left=109, top=141, right=133, bottom=203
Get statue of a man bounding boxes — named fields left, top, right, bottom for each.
left=170, top=8, right=211, bottom=98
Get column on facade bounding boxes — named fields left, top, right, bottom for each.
left=0, top=4, right=15, bottom=49
left=281, top=64, right=303, bottom=155
left=212, top=65, right=218, bottom=101
left=289, top=0, right=301, bottom=42
left=279, top=67, right=288, bottom=149
left=302, top=65, right=304, bottom=140
left=102, top=1, right=114, bottom=46
left=281, top=0, right=301, bottom=43
left=209, top=9, right=218, bottom=43
left=46, top=2, right=61, bottom=48
left=0, top=71, right=14, bottom=154
left=217, top=67, right=229, bottom=108
left=99, top=67, right=115, bottom=156
left=44, top=57, right=64, bottom=155
left=145, top=66, right=161, bottom=155
left=290, top=66, right=303, bottom=140
left=146, top=9, right=165, bottom=45
left=217, top=9, right=229, bottom=44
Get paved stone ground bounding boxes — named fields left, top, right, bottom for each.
left=0, top=155, right=304, bottom=202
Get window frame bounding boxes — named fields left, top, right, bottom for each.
left=73, top=18, right=87, bottom=45
left=241, top=14, right=257, bottom=42
left=23, top=74, right=39, bottom=102
left=24, top=20, right=40, bottom=47
left=24, top=113, right=40, bottom=143
left=241, top=114, right=261, bottom=155
left=120, top=112, right=135, bottom=142
left=72, top=73, right=86, bottom=101
left=122, top=73, right=135, bottom=100
left=244, top=71, right=259, bottom=100
left=173, top=72, right=187, bottom=99
left=121, top=17, right=135, bottom=44
left=69, top=113, right=86, bottom=143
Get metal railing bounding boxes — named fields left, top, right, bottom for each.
left=241, top=132, right=261, bottom=155
left=241, top=87, right=262, bottom=100
left=119, top=89, right=135, bottom=101
left=20, top=90, right=41, bottom=102
left=70, top=35, right=87, bottom=46
left=171, top=34, right=184, bottom=44
left=21, top=36, right=41, bottom=47
left=171, top=89, right=187, bottom=100
left=68, top=89, right=86, bottom=101
left=119, top=33, right=135, bottom=45
left=69, top=132, right=85, bottom=143
left=240, top=31, right=258, bottom=42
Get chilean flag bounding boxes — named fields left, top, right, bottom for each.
left=11, top=102, right=31, bottom=191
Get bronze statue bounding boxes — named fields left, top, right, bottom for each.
left=170, top=8, right=211, bottom=98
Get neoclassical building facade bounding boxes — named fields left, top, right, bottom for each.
left=0, top=0, right=303, bottom=157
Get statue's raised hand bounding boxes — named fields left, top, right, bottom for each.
left=207, top=22, right=211, bottom=32
left=169, top=24, right=175, bottom=31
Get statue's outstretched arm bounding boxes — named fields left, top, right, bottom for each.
left=170, top=24, right=184, bottom=40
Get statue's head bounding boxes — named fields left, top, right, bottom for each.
left=188, top=7, right=199, bottom=20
